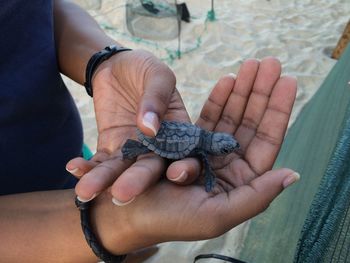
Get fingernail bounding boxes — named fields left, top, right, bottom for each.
left=66, top=167, right=78, bottom=174
left=77, top=193, right=98, bottom=203
left=66, top=167, right=83, bottom=177
left=169, top=171, right=188, bottom=183
left=228, top=73, right=237, bottom=79
left=283, top=172, right=300, bottom=188
left=142, top=112, right=159, bottom=136
left=112, top=197, right=135, bottom=206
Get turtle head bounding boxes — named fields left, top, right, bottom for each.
left=208, top=132, right=239, bottom=155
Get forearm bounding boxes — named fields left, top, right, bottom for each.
left=0, top=189, right=98, bottom=263
left=0, top=189, right=145, bottom=262
left=53, top=0, right=120, bottom=84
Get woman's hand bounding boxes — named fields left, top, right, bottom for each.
left=89, top=57, right=299, bottom=255
left=69, top=57, right=298, bottom=209
left=67, top=50, right=192, bottom=202
left=168, top=57, right=298, bottom=189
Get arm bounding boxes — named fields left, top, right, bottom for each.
left=0, top=190, right=136, bottom=263
left=53, top=0, right=192, bottom=201
left=0, top=58, right=298, bottom=262
left=53, top=0, right=117, bottom=84
left=0, top=190, right=96, bottom=262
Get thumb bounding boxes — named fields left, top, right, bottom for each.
left=136, top=63, right=177, bottom=137
left=225, top=168, right=300, bottom=225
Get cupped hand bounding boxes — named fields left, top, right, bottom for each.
left=67, top=49, right=191, bottom=202
left=167, top=56, right=298, bottom=189
left=92, top=57, right=299, bottom=255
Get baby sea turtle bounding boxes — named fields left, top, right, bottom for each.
left=121, top=121, right=239, bottom=192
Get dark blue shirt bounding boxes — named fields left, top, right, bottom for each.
left=0, top=0, right=83, bottom=194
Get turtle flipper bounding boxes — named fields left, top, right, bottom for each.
left=122, top=139, right=151, bottom=159
left=199, top=153, right=216, bottom=192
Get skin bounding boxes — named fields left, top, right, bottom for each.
left=1, top=0, right=298, bottom=261
left=72, top=57, right=298, bottom=199
left=55, top=0, right=192, bottom=202
left=0, top=59, right=298, bottom=262
left=59, top=2, right=295, bottom=207
left=1, top=1, right=188, bottom=261
left=69, top=48, right=192, bottom=201
left=71, top=57, right=299, bottom=253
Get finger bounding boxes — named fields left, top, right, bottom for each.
left=234, top=57, right=282, bottom=151
left=196, top=74, right=235, bottom=130
left=90, top=150, right=111, bottom=163
left=66, top=157, right=98, bottom=178
left=214, top=59, right=260, bottom=133
left=166, top=158, right=202, bottom=185
left=164, top=88, right=192, bottom=121
left=245, top=76, right=297, bottom=174
left=75, top=154, right=133, bottom=202
left=136, top=59, right=178, bottom=136
left=138, top=90, right=191, bottom=137
left=213, top=168, right=300, bottom=229
left=111, top=154, right=166, bottom=204
left=66, top=151, right=111, bottom=178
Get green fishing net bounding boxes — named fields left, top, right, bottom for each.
left=240, top=45, right=350, bottom=263
left=294, top=65, right=350, bottom=261
left=295, top=104, right=350, bottom=262
left=73, top=0, right=216, bottom=62
left=125, top=0, right=182, bottom=41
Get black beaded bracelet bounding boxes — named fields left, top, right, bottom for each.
left=75, top=197, right=127, bottom=263
left=84, top=45, right=132, bottom=97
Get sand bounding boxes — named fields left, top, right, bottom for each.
left=65, top=0, right=350, bottom=261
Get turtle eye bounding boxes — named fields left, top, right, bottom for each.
left=222, top=148, right=230, bottom=154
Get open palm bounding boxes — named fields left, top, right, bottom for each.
left=139, top=57, right=298, bottom=237
left=104, top=57, right=299, bottom=252
left=75, top=57, right=298, bottom=255
left=199, top=57, right=296, bottom=190
left=165, top=57, right=297, bottom=191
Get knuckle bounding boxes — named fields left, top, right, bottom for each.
left=249, top=182, right=272, bottom=214
left=241, top=116, right=259, bottom=131
left=131, top=163, right=154, bottom=175
left=255, top=130, right=280, bottom=146
left=220, top=114, right=239, bottom=129
left=199, top=111, right=214, bottom=123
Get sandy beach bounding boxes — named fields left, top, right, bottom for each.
left=66, top=0, right=350, bottom=261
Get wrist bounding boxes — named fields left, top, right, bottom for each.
left=84, top=45, right=132, bottom=97
left=89, top=192, right=140, bottom=255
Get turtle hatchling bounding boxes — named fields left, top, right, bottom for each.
left=121, top=121, right=240, bottom=192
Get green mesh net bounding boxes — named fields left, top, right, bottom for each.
left=294, top=45, right=350, bottom=261
left=240, top=45, right=350, bottom=263
left=125, top=0, right=215, bottom=60
left=73, top=0, right=216, bottom=63
left=295, top=101, right=350, bottom=262
left=125, top=0, right=181, bottom=41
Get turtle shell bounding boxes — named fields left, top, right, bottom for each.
left=137, top=121, right=202, bottom=159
